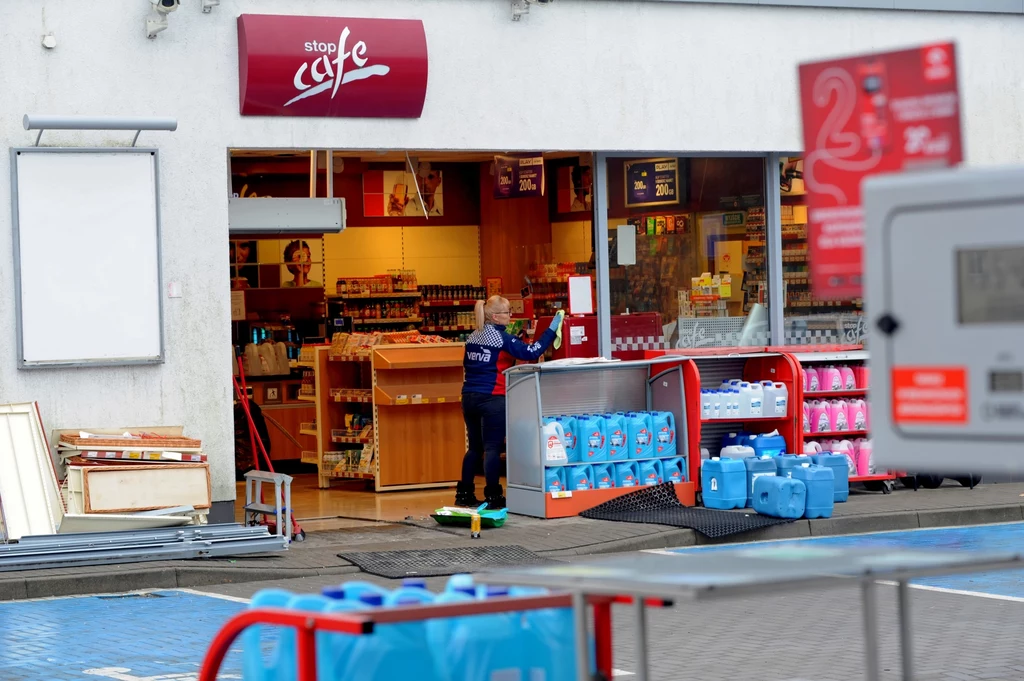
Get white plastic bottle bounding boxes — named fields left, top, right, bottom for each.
left=701, top=390, right=712, bottom=419
left=711, top=391, right=722, bottom=419
left=748, top=382, right=764, bottom=418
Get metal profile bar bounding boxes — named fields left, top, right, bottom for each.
left=0, top=537, right=287, bottom=572
left=764, top=153, right=785, bottom=344
left=405, top=151, right=428, bottom=221
left=10, top=523, right=270, bottom=547
left=23, top=115, right=177, bottom=147
left=594, top=151, right=612, bottom=357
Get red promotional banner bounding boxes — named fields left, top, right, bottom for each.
left=798, top=42, right=963, bottom=300
left=237, top=14, right=428, bottom=118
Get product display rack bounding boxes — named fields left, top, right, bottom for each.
left=789, top=347, right=897, bottom=492
left=644, top=349, right=802, bottom=492
left=371, top=344, right=467, bottom=491
left=506, top=357, right=696, bottom=519
left=309, top=346, right=377, bottom=488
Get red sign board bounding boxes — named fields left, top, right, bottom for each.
left=237, top=14, right=428, bottom=118
left=892, top=366, right=968, bottom=426
left=798, top=42, right=963, bottom=300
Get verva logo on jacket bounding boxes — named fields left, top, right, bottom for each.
left=237, top=15, right=429, bottom=118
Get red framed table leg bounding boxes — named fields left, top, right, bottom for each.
left=593, top=600, right=614, bottom=679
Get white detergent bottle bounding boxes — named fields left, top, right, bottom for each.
left=541, top=421, right=568, bottom=464
left=761, top=381, right=788, bottom=417
left=701, top=391, right=713, bottom=420
left=711, top=391, right=722, bottom=419
left=747, top=382, right=764, bottom=418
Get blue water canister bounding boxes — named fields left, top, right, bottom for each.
left=445, top=599, right=560, bottom=681
left=242, top=589, right=293, bottom=681
left=614, top=460, right=640, bottom=487
left=662, top=457, right=686, bottom=484
left=792, top=463, right=836, bottom=519
left=638, top=459, right=664, bottom=486
left=341, top=592, right=442, bottom=681
left=624, top=411, right=655, bottom=459
left=744, top=456, right=778, bottom=507
left=701, top=457, right=747, bottom=510
left=592, top=462, right=616, bottom=489
left=566, top=464, right=594, bottom=491
left=752, top=475, right=807, bottom=519
left=544, top=466, right=566, bottom=493
left=324, top=580, right=390, bottom=603
left=721, top=431, right=749, bottom=448
left=747, top=432, right=787, bottom=458
left=810, top=453, right=851, bottom=503
left=556, top=415, right=581, bottom=463
left=578, top=414, right=609, bottom=463
left=603, top=412, right=630, bottom=461
left=652, top=411, right=677, bottom=458
left=775, top=454, right=807, bottom=479
left=508, top=586, right=597, bottom=680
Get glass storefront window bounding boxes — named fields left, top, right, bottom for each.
left=779, top=156, right=865, bottom=346
left=605, top=156, right=769, bottom=349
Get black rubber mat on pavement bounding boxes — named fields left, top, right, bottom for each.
left=579, top=482, right=795, bottom=539
left=338, top=545, right=558, bottom=579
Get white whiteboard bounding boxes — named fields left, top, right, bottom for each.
left=12, top=149, right=163, bottom=367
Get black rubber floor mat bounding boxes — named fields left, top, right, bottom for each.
left=579, top=482, right=795, bottom=539
left=338, top=545, right=558, bottom=579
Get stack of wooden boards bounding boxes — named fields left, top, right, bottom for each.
left=56, top=429, right=211, bottom=525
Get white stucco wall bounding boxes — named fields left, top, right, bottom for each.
left=1, top=0, right=1022, bottom=505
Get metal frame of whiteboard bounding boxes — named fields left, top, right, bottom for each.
left=505, top=357, right=689, bottom=518
left=10, top=147, right=164, bottom=368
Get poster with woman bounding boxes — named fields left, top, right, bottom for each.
left=556, top=163, right=593, bottom=214
left=280, top=239, right=324, bottom=289
left=363, top=163, right=444, bottom=217
left=230, top=240, right=259, bottom=290
left=780, top=157, right=806, bottom=195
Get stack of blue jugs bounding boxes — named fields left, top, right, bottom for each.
left=542, top=410, right=686, bottom=494
left=242, top=576, right=593, bottom=680
left=751, top=460, right=837, bottom=520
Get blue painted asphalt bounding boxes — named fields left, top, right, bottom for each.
left=0, top=590, right=245, bottom=680
left=668, top=522, right=1024, bottom=600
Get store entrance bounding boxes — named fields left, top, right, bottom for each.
left=226, top=149, right=597, bottom=527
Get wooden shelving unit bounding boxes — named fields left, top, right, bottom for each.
left=307, top=343, right=466, bottom=492
left=372, top=343, right=466, bottom=491
left=310, top=347, right=376, bottom=488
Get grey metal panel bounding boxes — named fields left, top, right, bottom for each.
left=11, top=147, right=165, bottom=369
left=537, top=366, right=648, bottom=416
left=506, top=487, right=547, bottom=519
left=507, top=374, right=544, bottom=489
left=765, top=154, right=785, bottom=345
left=895, top=0, right=1024, bottom=11
left=649, top=366, right=689, bottom=467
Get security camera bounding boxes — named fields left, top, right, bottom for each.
left=150, top=0, right=180, bottom=14
left=146, top=14, right=168, bottom=39
left=202, top=0, right=220, bottom=12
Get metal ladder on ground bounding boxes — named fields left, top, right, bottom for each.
left=243, top=471, right=294, bottom=543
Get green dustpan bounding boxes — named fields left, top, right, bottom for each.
left=431, top=503, right=508, bottom=528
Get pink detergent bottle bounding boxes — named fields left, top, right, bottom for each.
left=833, top=439, right=857, bottom=476
left=803, top=401, right=811, bottom=433
left=856, top=439, right=874, bottom=476
left=849, top=399, right=868, bottom=431
left=805, top=367, right=820, bottom=393
left=810, top=400, right=832, bottom=433
left=803, top=441, right=822, bottom=454
left=839, top=365, right=856, bottom=390
left=820, top=366, right=843, bottom=392
left=830, top=400, right=850, bottom=432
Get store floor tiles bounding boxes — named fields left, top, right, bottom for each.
left=0, top=590, right=246, bottom=680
